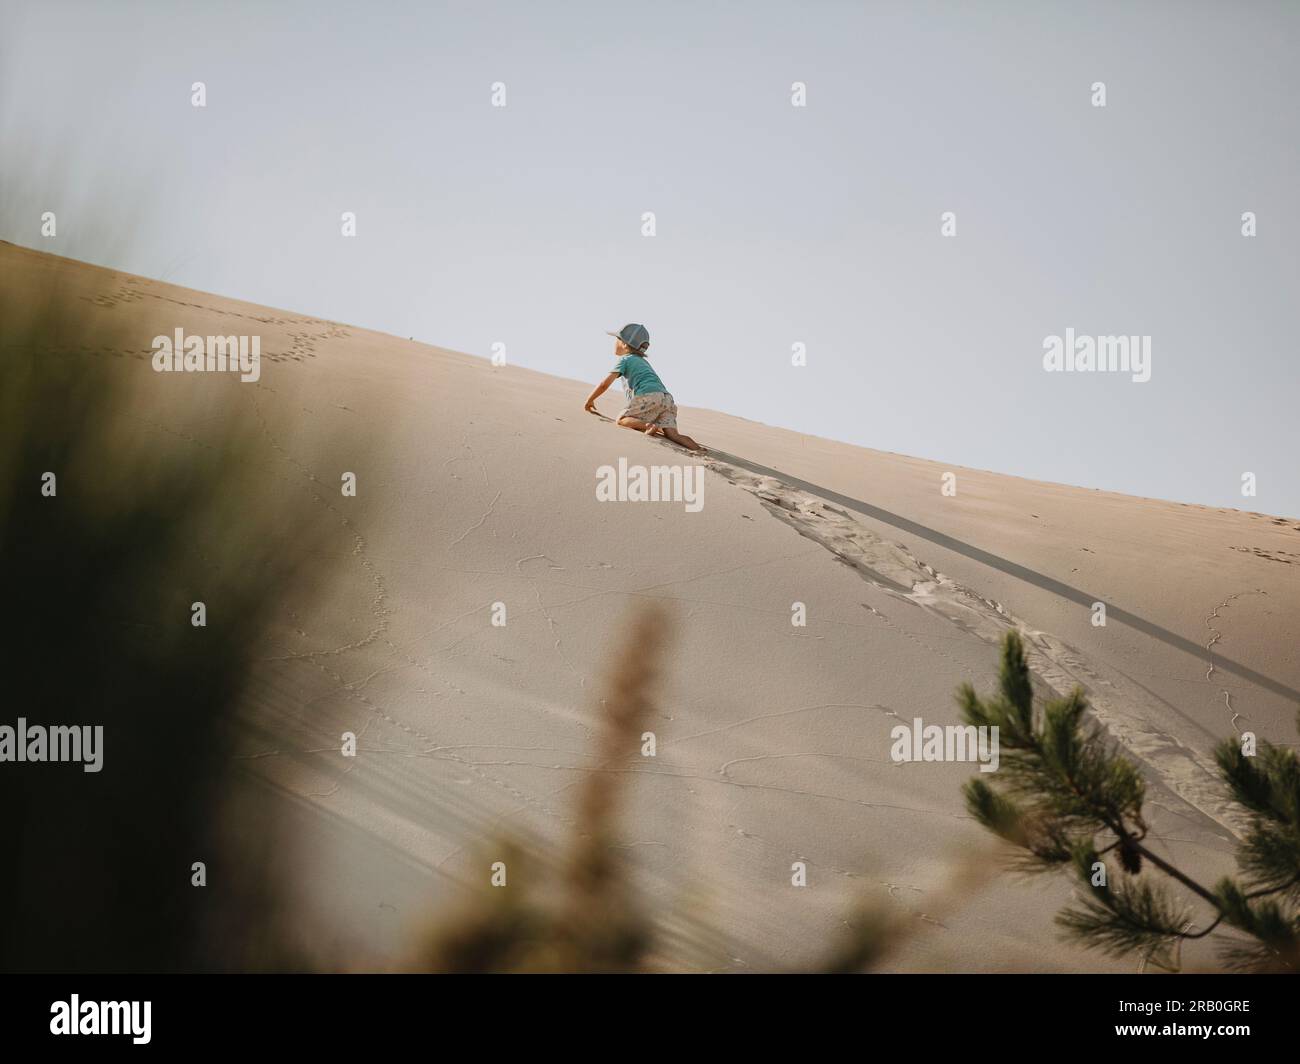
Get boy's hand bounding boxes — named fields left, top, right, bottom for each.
left=585, top=373, right=618, bottom=414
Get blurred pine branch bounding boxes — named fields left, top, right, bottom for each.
left=960, top=630, right=1300, bottom=972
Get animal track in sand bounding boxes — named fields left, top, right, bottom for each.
left=1204, top=589, right=1268, bottom=734
left=515, top=554, right=565, bottom=573
left=448, top=491, right=501, bottom=548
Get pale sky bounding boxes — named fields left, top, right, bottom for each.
left=2, top=0, right=1296, bottom=515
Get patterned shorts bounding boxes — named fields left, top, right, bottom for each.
left=620, top=391, right=677, bottom=429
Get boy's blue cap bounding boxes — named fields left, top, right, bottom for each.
left=607, top=323, right=650, bottom=352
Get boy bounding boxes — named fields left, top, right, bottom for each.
left=583, top=323, right=705, bottom=452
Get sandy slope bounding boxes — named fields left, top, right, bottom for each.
left=6, top=240, right=1297, bottom=972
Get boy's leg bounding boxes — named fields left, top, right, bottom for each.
left=660, top=426, right=704, bottom=452
left=652, top=394, right=703, bottom=451
left=617, top=414, right=652, bottom=431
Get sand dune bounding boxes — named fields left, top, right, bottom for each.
left=6, top=239, right=1297, bottom=972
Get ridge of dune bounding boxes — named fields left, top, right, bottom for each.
left=3, top=239, right=1293, bottom=522
left=7, top=239, right=1298, bottom=971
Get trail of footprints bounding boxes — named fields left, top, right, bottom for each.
left=70, top=277, right=351, bottom=363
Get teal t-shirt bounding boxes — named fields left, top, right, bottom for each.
left=614, top=354, right=667, bottom=397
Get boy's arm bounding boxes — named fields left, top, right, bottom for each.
left=584, top=372, right=620, bottom=412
